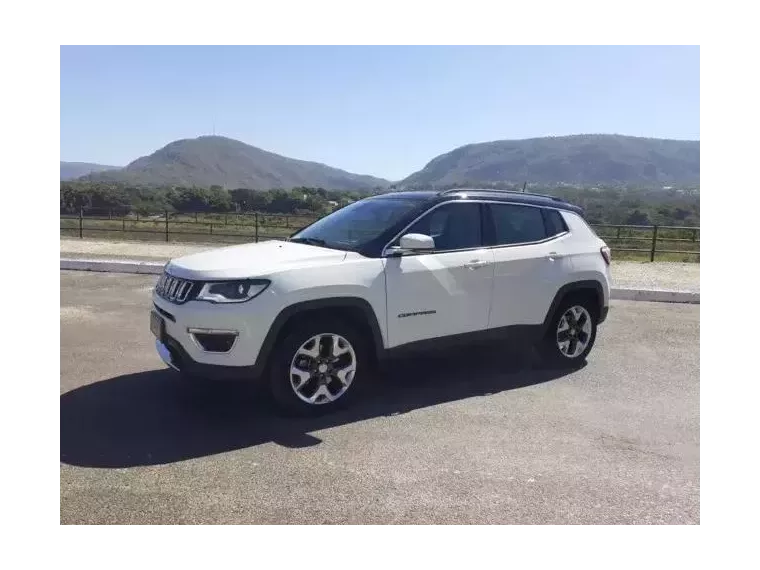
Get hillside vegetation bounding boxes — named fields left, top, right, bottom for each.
left=82, top=136, right=389, bottom=190
left=60, top=134, right=700, bottom=227
left=60, top=180, right=699, bottom=228
left=401, top=135, right=699, bottom=188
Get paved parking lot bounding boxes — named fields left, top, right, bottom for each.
left=60, top=271, right=699, bottom=524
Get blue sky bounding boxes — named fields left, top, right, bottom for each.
left=60, top=46, right=699, bottom=180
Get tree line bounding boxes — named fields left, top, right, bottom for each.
left=60, top=181, right=700, bottom=227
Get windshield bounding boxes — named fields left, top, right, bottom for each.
left=290, top=197, right=423, bottom=251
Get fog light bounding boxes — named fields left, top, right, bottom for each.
left=188, top=328, right=239, bottom=353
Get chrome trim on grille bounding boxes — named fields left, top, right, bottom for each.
left=155, top=272, right=195, bottom=304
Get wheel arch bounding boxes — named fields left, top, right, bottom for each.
left=253, top=297, right=385, bottom=376
left=541, top=280, right=605, bottom=336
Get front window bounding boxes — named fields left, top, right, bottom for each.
left=392, top=202, right=482, bottom=251
left=290, top=197, right=424, bottom=251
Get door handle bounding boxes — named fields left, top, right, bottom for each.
left=464, top=259, right=490, bottom=270
left=547, top=251, right=566, bottom=261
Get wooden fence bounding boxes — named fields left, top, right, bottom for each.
left=60, top=209, right=699, bottom=261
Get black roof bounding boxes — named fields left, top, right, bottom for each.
left=374, top=190, right=440, bottom=200
left=375, top=188, right=584, bottom=215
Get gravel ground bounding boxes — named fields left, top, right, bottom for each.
left=61, top=238, right=700, bottom=292
left=611, top=262, right=699, bottom=292
left=60, top=271, right=699, bottom=524
left=61, top=238, right=213, bottom=260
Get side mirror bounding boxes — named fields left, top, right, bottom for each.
left=397, top=233, right=435, bottom=252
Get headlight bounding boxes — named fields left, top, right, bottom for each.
left=196, top=279, right=270, bottom=304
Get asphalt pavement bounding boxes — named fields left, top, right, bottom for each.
left=60, top=271, right=700, bottom=524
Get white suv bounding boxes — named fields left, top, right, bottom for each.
left=151, top=189, right=611, bottom=415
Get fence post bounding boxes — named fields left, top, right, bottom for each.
left=699, top=224, right=705, bottom=263
left=255, top=212, right=259, bottom=243
left=195, top=212, right=198, bottom=223
left=650, top=225, right=659, bottom=262
left=122, top=216, right=126, bottom=233
left=165, top=211, right=170, bottom=242
left=79, top=208, right=83, bottom=239
left=616, top=226, right=621, bottom=240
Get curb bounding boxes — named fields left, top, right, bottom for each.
left=610, top=288, right=699, bottom=304
left=61, top=257, right=700, bottom=304
left=61, top=257, right=164, bottom=275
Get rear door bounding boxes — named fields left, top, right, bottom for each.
left=384, top=202, right=494, bottom=348
left=485, top=203, right=572, bottom=328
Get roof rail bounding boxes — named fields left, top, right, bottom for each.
left=438, top=188, right=567, bottom=202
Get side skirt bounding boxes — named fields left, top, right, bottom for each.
left=382, top=325, right=543, bottom=359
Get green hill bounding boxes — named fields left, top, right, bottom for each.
left=84, top=136, right=389, bottom=190
left=400, top=134, right=699, bottom=188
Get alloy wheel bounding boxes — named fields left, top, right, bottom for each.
left=556, top=305, right=593, bottom=358
left=289, top=333, right=357, bottom=404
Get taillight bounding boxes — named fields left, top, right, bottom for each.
left=600, top=245, right=611, bottom=266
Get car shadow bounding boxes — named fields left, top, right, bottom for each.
left=61, top=344, right=581, bottom=468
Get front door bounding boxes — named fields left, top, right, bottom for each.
left=384, top=202, right=494, bottom=348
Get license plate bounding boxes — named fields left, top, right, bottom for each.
left=150, top=310, right=165, bottom=339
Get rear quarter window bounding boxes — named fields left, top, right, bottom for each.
left=542, top=208, right=569, bottom=237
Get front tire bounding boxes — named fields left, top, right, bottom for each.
left=538, top=297, right=598, bottom=369
left=268, top=318, right=369, bottom=416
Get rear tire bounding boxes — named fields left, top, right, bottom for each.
left=538, top=296, right=598, bottom=369
left=268, top=318, right=370, bottom=416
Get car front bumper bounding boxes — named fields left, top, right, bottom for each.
left=151, top=289, right=280, bottom=380
left=156, top=338, right=178, bottom=371
left=155, top=336, right=261, bottom=381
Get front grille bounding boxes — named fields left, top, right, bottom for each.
left=155, top=272, right=195, bottom=304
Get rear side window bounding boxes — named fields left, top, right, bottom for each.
left=542, top=208, right=569, bottom=237
left=488, top=204, right=547, bottom=245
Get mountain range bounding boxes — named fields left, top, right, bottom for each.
left=401, top=135, right=699, bottom=188
left=61, top=161, right=122, bottom=180
left=63, top=134, right=699, bottom=189
left=76, top=136, right=389, bottom=190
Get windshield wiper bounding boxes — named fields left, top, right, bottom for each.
left=289, top=236, right=328, bottom=247
left=289, top=236, right=357, bottom=252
